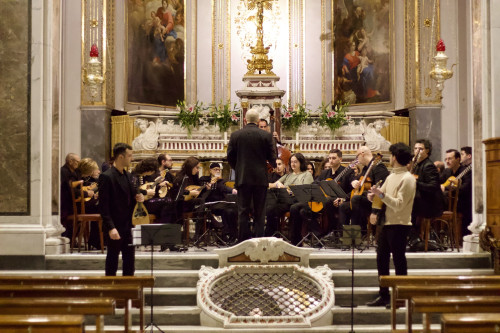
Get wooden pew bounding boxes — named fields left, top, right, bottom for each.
left=379, top=275, right=500, bottom=331
left=441, top=313, right=500, bottom=333
left=411, top=296, right=500, bottom=333
left=0, top=297, right=115, bottom=333
left=395, top=284, right=500, bottom=333
left=0, top=314, right=85, bottom=333
left=0, top=285, right=140, bottom=332
left=0, top=275, right=154, bottom=332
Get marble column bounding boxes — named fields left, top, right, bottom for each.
left=81, top=106, right=112, bottom=166
left=0, top=0, right=67, bottom=263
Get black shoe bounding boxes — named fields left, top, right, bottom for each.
left=366, top=296, right=390, bottom=307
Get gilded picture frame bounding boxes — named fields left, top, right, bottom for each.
left=333, top=0, right=392, bottom=106
left=126, top=0, right=186, bottom=107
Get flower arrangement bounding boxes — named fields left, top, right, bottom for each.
left=209, top=102, right=240, bottom=133
left=176, top=100, right=207, bottom=135
left=318, top=100, right=349, bottom=132
left=281, top=102, right=310, bottom=131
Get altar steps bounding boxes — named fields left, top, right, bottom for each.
left=1, top=250, right=493, bottom=332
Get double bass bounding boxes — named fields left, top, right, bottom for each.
left=267, top=109, right=291, bottom=173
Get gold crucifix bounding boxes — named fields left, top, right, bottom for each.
left=245, top=0, right=276, bottom=76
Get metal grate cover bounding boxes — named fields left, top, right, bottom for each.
left=209, top=272, right=322, bottom=317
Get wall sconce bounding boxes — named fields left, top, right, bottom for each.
left=84, top=44, right=104, bottom=99
left=430, top=39, right=455, bottom=91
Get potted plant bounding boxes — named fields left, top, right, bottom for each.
left=209, top=101, right=240, bottom=133
left=318, top=100, right=349, bottom=132
left=281, top=101, right=310, bottom=132
left=176, top=100, right=206, bottom=136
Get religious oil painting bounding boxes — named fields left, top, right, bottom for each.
left=127, top=0, right=185, bottom=107
left=333, top=0, right=392, bottom=105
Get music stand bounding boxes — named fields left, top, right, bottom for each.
left=340, top=224, right=362, bottom=333
left=141, top=224, right=181, bottom=333
left=290, top=184, right=331, bottom=248
left=193, top=201, right=234, bottom=248
left=319, top=180, right=349, bottom=200
left=266, top=188, right=294, bottom=241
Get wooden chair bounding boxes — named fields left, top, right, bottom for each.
left=0, top=314, right=85, bottom=333
left=68, top=180, right=104, bottom=253
left=0, top=297, right=115, bottom=333
left=421, top=179, right=461, bottom=252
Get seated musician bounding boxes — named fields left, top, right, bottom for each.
left=75, top=158, right=101, bottom=249
left=339, top=146, right=389, bottom=232
left=168, top=156, right=206, bottom=237
left=410, top=139, right=443, bottom=239
left=265, top=153, right=314, bottom=237
left=132, top=158, right=163, bottom=218
left=268, top=158, right=287, bottom=183
left=60, top=153, right=80, bottom=238
left=199, top=163, right=238, bottom=244
left=440, top=148, right=472, bottom=237
left=306, top=161, right=315, bottom=179
left=144, top=153, right=174, bottom=185
left=288, top=149, right=353, bottom=245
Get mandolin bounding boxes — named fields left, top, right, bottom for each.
left=82, top=182, right=98, bottom=202
left=140, top=176, right=172, bottom=200
left=350, top=153, right=383, bottom=203
left=441, top=164, right=472, bottom=187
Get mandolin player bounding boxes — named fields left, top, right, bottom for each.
left=339, top=146, right=389, bottom=232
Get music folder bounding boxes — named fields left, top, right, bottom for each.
left=319, top=180, right=349, bottom=200
left=288, top=184, right=330, bottom=204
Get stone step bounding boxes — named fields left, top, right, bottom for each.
left=1, top=267, right=494, bottom=288
left=44, top=251, right=491, bottom=271
left=87, top=324, right=439, bottom=333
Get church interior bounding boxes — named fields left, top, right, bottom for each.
left=1, top=0, right=500, bottom=332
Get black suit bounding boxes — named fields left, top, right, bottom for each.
left=227, top=123, right=277, bottom=241
left=412, top=157, right=444, bottom=222
left=98, top=166, right=137, bottom=276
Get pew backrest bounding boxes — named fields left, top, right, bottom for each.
left=0, top=314, right=84, bottom=333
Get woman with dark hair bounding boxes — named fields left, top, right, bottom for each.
left=317, top=157, right=330, bottom=178
left=265, top=153, right=314, bottom=236
left=306, top=161, right=316, bottom=179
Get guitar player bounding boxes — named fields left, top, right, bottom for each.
left=338, top=146, right=389, bottom=233
left=440, top=148, right=472, bottom=238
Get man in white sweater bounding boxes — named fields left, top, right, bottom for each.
left=366, top=142, right=416, bottom=307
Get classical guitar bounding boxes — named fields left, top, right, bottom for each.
left=326, top=159, right=359, bottom=183
left=441, top=164, right=472, bottom=187
left=350, top=153, right=383, bottom=205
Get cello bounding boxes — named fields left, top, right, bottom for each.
left=267, top=109, right=291, bottom=172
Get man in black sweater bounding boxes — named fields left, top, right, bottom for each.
left=99, top=143, right=144, bottom=276
left=227, top=108, right=277, bottom=241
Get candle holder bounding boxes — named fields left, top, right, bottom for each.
left=430, top=39, right=455, bottom=91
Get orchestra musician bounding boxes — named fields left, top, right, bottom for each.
left=99, top=143, right=144, bottom=276
left=268, top=158, right=287, bottom=183
left=288, top=149, right=353, bottom=245
left=199, top=163, right=238, bottom=244
left=440, top=148, right=472, bottom=238
left=265, top=153, right=314, bottom=237
left=339, top=146, right=389, bottom=231
left=60, top=153, right=80, bottom=238
left=409, top=139, right=443, bottom=239
left=227, top=108, right=277, bottom=241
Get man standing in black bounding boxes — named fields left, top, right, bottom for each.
left=411, top=139, right=443, bottom=235
left=99, top=143, right=144, bottom=276
left=227, top=108, right=277, bottom=241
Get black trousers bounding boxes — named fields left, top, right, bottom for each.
left=237, top=184, right=268, bottom=241
left=288, top=202, right=322, bottom=245
left=209, top=202, right=238, bottom=239
left=377, top=224, right=410, bottom=299
left=339, top=195, right=371, bottom=231
left=105, top=229, right=135, bottom=276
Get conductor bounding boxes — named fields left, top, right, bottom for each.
left=227, top=108, right=277, bottom=241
